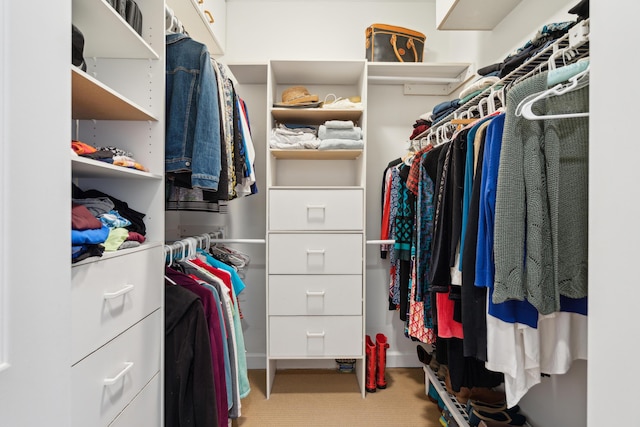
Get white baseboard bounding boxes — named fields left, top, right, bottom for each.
left=245, top=351, right=422, bottom=370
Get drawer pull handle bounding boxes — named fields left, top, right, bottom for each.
left=103, top=284, right=134, bottom=299
left=306, top=204, right=326, bottom=210
left=306, top=249, right=325, bottom=255
left=204, top=10, right=214, bottom=23
left=103, top=362, right=134, bottom=386
left=306, top=331, right=325, bottom=338
left=306, top=290, right=326, bottom=297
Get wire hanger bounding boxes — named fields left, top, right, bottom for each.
left=516, top=65, right=589, bottom=121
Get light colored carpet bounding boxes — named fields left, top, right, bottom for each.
left=232, top=367, right=442, bottom=427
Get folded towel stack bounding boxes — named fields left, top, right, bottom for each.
left=318, top=126, right=363, bottom=140
left=317, top=120, right=363, bottom=150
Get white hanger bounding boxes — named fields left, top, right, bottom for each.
left=516, top=66, right=589, bottom=121
left=487, top=86, right=505, bottom=114
left=163, top=245, right=178, bottom=285
left=478, top=97, right=489, bottom=118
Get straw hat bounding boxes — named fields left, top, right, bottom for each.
left=274, top=86, right=320, bottom=107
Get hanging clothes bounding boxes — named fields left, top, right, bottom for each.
left=165, top=39, right=258, bottom=211
left=165, top=33, right=222, bottom=191
left=165, top=282, right=219, bottom=427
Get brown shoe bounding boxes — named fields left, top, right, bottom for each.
left=469, top=387, right=507, bottom=405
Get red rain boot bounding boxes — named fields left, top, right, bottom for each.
left=365, top=335, right=377, bottom=393
left=375, top=333, right=390, bottom=389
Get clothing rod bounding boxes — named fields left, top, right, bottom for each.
left=368, top=76, right=460, bottom=85
left=210, top=238, right=266, bottom=244
left=366, top=239, right=395, bottom=244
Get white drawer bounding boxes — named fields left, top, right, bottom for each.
left=269, top=315, right=363, bottom=357
left=109, top=373, right=161, bottom=427
left=269, top=275, right=362, bottom=315
left=71, top=310, right=161, bottom=427
left=268, top=233, right=362, bottom=274
left=269, top=189, right=363, bottom=231
left=71, top=245, right=163, bottom=363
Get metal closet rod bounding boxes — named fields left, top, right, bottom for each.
left=210, top=238, right=266, bottom=244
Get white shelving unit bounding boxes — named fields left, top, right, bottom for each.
left=265, top=59, right=368, bottom=399
left=70, top=0, right=165, bottom=425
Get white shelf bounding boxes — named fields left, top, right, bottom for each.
left=72, top=156, right=163, bottom=180
left=72, top=67, right=158, bottom=121
left=271, top=60, right=367, bottom=85
left=367, top=62, right=474, bottom=95
left=436, top=0, right=523, bottom=31
left=166, top=0, right=224, bottom=55
left=72, top=0, right=159, bottom=59
left=228, top=63, right=269, bottom=84
left=71, top=242, right=164, bottom=267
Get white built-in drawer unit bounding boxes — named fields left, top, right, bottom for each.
left=71, top=310, right=161, bottom=427
left=268, top=233, right=362, bottom=275
left=109, top=373, right=161, bottom=427
left=268, top=275, right=362, bottom=316
left=70, top=245, right=163, bottom=364
left=269, top=315, right=363, bottom=357
left=269, top=189, right=364, bottom=231
left=265, top=59, right=367, bottom=398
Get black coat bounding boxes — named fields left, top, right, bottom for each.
left=165, top=284, right=218, bottom=427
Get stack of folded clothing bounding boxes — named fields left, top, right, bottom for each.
left=317, top=120, right=364, bottom=150
left=410, top=117, right=431, bottom=140
left=431, top=99, right=461, bottom=124
left=476, top=19, right=578, bottom=79
left=458, top=76, right=501, bottom=105
left=269, top=123, right=320, bottom=149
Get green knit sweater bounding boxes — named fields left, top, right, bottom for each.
left=493, top=72, right=588, bottom=314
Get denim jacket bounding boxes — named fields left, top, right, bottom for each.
left=166, top=33, right=221, bottom=191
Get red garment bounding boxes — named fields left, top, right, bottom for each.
left=406, top=145, right=433, bottom=196
left=127, top=231, right=146, bottom=243
left=190, top=257, right=245, bottom=318
left=191, top=257, right=232, bottom=291
left=71, top=202, right=102, bottom=230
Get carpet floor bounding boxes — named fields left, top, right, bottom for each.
left=232, top=367, right=442, bottom=426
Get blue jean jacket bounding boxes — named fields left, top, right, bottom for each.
left=166, top=33, right=221, bottom=190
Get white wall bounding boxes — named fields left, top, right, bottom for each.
left=589, top=2, right=639, bottom=426
left=223, top=0, right=477, bottom=64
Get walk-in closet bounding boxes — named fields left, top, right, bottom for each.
left=0, top=0, right=629, bottom=426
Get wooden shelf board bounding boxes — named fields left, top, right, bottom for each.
left=269, top=149, right=363, bottom=160
left=72, top=67, right=157, bottom=121
left=272, top=108, right=363, bottom=125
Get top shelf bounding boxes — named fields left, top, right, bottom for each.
left=271, top=60, right=367, bottom=85
left=436, top=0, right=524, bottom=31
left=367, top=62, right=474, bottom=95
left=72, top=0, right=159, bottom=59
left=166, top=0, right=224, bottom=55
